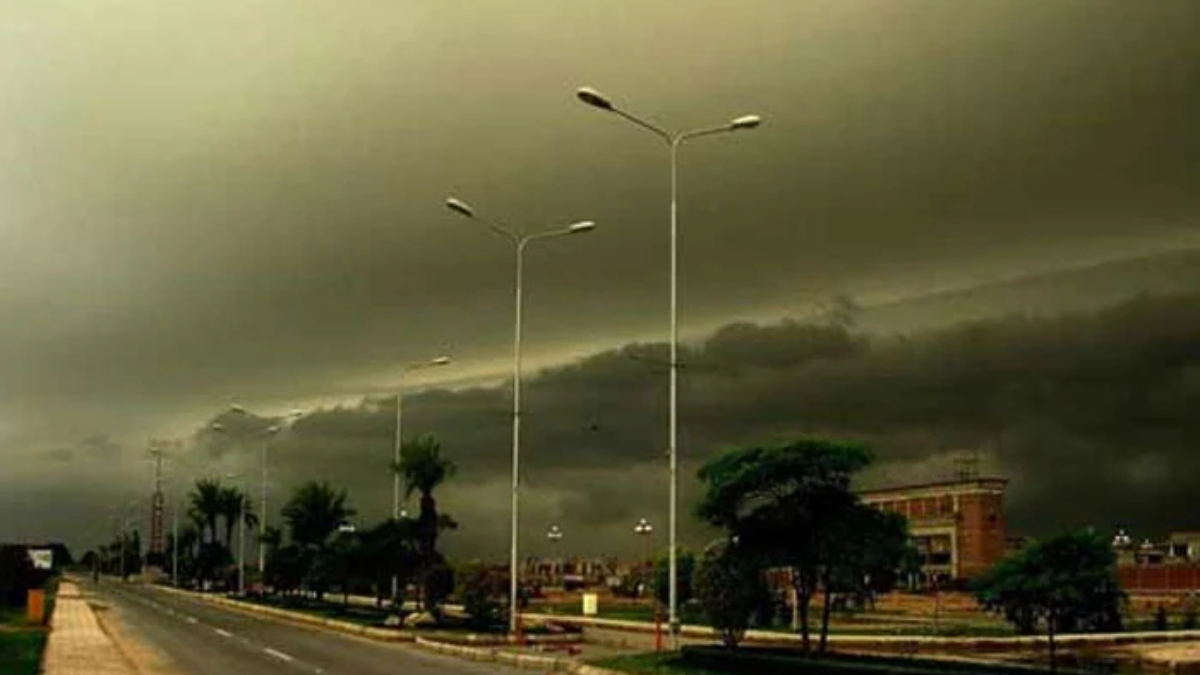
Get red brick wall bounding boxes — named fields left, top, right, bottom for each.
left=1119, top=564, right=1200, bottom=591
left=956, top=492, right=1007, bottom=578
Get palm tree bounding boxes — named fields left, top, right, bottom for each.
left=218, top=486, right=256, bottom=548
left=282, top=481, right=355, bottom=549
left=188, top=479, right=224, bottom=545
left=395, top=434, right=456, bottom=561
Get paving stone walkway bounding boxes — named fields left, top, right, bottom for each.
left=41, top=581, right=134, bottom=675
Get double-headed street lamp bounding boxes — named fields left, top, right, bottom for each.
left=392, top=355, right=452, bottom=601
left=577, top=86, right=760, bottom=644
left=229, top=404, right=304, bottom=577
left=445, top=196, right=596, bottom=634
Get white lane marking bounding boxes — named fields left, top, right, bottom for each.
left=264, top=648, right=294, bottom=663
left=215, top=628, right=234, bottom=638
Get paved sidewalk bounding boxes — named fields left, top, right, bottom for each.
left=41, top=581, right=134, bottom=675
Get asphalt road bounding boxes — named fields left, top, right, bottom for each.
left=85, top=580, right=526, bottom=675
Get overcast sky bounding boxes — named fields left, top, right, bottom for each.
left=0, top=1, right=1196, bottom=558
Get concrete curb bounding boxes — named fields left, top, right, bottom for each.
left=413, top=636, right=574, bottom=671
left=521, top=612, right=1200, bottom=651
left=151, top=585, right=414, bottom=643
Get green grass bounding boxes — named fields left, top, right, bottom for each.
left=0, top=631, right=46, bottom=675
left=591, top=652, right=726, bottom=675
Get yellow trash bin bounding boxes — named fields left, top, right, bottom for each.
left=26, top=589, right=45, bottom=625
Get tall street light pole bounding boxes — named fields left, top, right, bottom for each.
left=577, top=86, right=760, bottom=645
left=226, top=472, right=247, bottom=595
left=547, top=524, right=564, bottom=586
left=392, top=355, right=452, bottom=602
left=230, top=405, right=304, bottom=579
left=445, top=196, right=596, bottom=635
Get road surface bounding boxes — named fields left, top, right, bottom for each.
left=85, top=580, right=525, bottom=675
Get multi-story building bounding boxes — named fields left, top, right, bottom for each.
left=860, top=476, right=1009, bottom=582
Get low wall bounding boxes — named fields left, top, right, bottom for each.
left=1121, top=565, right=1200, bottom=593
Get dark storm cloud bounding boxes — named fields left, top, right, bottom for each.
left=171, top=291, right=1200, bottom=559
left=0, top=1, right=1196, bottom=552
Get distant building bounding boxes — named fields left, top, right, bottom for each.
left=860, top=476, right=1008, bottom=582
left=1168, top=532, right=1200, bottom=561
left=1113, top=529, right=1200, bottom=592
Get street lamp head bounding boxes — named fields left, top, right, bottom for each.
left=430, top=356, right=452, bottom=366
left=576, top=86, right=614, bottom=111
left=445, top=197, right=475, bottom=218
left=730, top=115, right=762, bottom=131
left=568, top=221, right=596, bottom=234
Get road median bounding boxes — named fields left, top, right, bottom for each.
left=150, top=585, right=414, bottom=643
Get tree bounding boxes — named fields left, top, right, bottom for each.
left=821, top=506, right=910, bottom=651
left=694, top=541, right=768, bottom=649
left=974, top=530, right=1126, bottom=672
left=395, top=435, right=457, bottom=609
left=282, top=482, right=355, bottom=549
left=219, top=486, right=257, bottom=550
left=358, top=519, right=419, bottom=607
left=654, top=548, right=695, bottom=610
left=188, top=479, right=224, bottom=545
left=423, top=553, right=455, bottom=613
left=696, top=438, right=871, bottom=653
left=281, top=481, right=355, bottom=601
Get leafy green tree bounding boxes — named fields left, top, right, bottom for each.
left=188, top=479, right=225, bottom=544
left=395, top=435, right=457, bottom=610
left=654, top=548, right=695, bottom=610
left=218, top=486, right=257, bottom=549
left=283, top=482, right=355, bottom=549
left=358, top=519, right=419, bottom=607
left=396, top=435, right=456, bottom=558
left=281, top=481, right=355, bottom=601
left=974, top=529, right=1126, bottom=671
left=822, top=506, right=911, bottom=646
left=696, top=438, right=871, bottom=653
left=694, top=541, right=768, bottom=649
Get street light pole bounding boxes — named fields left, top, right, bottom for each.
left=228, top=405, right=302, bottom=579
left=392, top=356, right=451, bottom=602
left=445, top=197, right=596, bottom=635
left=577, top=86, right=760, bottom=646
left=547, top=525, right=564, bottom=585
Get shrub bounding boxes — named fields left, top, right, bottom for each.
left=459, top=564, right=505, bottom=630
left=1154, top=604, right=1169, bottom=631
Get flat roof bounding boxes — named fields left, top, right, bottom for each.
left=859, top=476, right=1008, bottom=498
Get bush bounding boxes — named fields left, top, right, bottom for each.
left=679, top=646, right=1055, bottom=675
left=459, top=564, right=505, bottom=630
left=1154, top=604, right=1169, bottom=631
left=1183, top=600, right=1197, bottom=630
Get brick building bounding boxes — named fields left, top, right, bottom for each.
left=860, top=477, right=1008, bottom=582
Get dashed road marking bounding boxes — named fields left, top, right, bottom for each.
left=264, top=648, right=294, bottom=662
left=215, top=628, right=234, bottom=638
